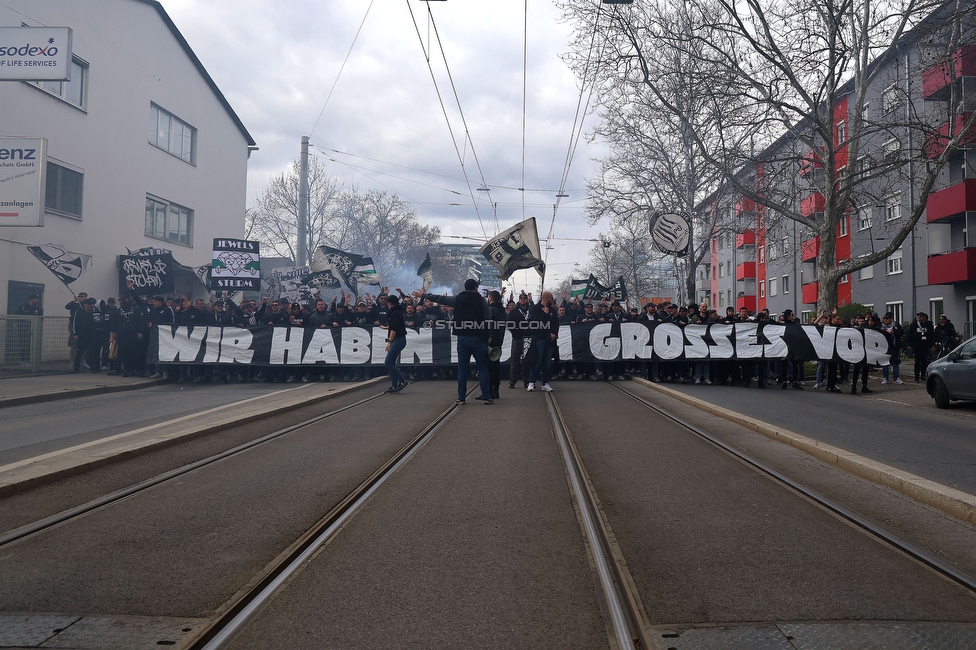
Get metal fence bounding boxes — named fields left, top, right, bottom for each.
left=0, top=316, right=72, bottom=378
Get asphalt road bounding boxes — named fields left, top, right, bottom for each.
left=0, top=382, right=308, bottom=465
left=656, top=377, right=976, bottom=494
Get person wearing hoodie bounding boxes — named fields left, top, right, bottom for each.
left=418, top=278, right=494, bottom=405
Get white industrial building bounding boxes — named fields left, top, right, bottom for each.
left=0, top=0, right=256, bottom=314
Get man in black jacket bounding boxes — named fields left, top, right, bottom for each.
left=507, top=292, right=532, bottom=389
left=907, top=312, right=936, bottom=382
left=419, top=278, right=493, bottom=404
left=526, top=291, right=559, bottom=392
left=487, top=290, right=507, bottom=399
left=71, top=298, right=97, bottom=373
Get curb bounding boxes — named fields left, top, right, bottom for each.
left=631, top=377, right=976, bottom=527
left=0, top=378, right=169, bottom=409
left=0, top=377, right=386, bottom=496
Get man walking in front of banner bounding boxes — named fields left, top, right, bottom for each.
left=383, top=295, right=408, bottom=394
left=527, top=291, right=559, bottom=392
left=418, top=279, right=494, bottom=405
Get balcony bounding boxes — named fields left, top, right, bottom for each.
left=801, top=237, right=820, bottom=262
left=928, top=248, right=976, bottom=284
left=799, top=148, right=824, bottom=179
left=923, top=112, right=976, bottom=158
left=736, top=295, right=757, bottom=312
left=802, top=281, right=818, bottom=305
left=736, top=262, right=756, bottom=280
left=736, top=229, right=756, bottom=248
left=922, top=45, right=976, bottom=100
left=735, top=198, right=756, bottom=216
left=927, top=179, right=976, bottom=222
left=801, top=192, right=825, bottom=217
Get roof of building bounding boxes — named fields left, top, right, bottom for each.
left=136, top=0, right=257, bottom=149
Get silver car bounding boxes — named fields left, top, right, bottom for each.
left=926, top=336, right=976, bottom=408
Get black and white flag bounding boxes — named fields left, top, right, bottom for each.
left=27, top=243, right=91, bottom=286
left=303, top=246, right=358, bottom=292
left=417, top=252, right=433, bottom=294
left=650, top=212, right=691, bottom=257
left=480, top=218, right=545, bottom=280
left=210, top=239, right=261, bottom=291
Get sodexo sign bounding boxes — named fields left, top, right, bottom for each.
left=0, top=27, right=72, bottom=81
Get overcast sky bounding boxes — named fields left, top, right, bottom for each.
left=159, top=0, right=609, bottom=291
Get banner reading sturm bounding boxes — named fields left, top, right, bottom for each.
left=210, top=239, right=261, bottom=291
left=156, top=321, right=892, bottom=367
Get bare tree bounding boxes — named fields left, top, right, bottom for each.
left=561, top=0, right=976, bottom=311
left=562, top=0, right=749, bottom=303
left=249, top=157, right=343, bottom=263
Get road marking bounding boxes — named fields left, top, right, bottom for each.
left=877, top=398, right=912, bottom=406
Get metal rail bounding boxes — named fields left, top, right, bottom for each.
left=610, top=382, right=976, bottom=597
left=0, top=389, right=388, bottom=548
left=545, top=393, right=649, bottom=650
left=187, top=387, right=473, bottom=650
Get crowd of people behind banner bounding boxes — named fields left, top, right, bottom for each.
left=50, top=282, right=963, bottom=394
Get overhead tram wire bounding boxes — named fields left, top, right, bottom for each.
left=521, top=0, right=528, bottom=222
left=310, top=145, right=465, bottom=196
left=405, top=0, right=489, bottom=239
left=424, top=3, right=498, bottom=234
left=543, top=5, right=607, bottom=271
left=307, top=150, right=485, bottom=237
left=308, top=0, right=375, bottom=140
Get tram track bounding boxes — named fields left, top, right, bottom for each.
left=0, top=389, right=389, bottom=548
left=603, top=381, right=976, bottom=598
left=186, top=388, right=472, bottom=649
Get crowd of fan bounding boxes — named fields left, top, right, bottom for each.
left=57, top=284, right=964, bottom=392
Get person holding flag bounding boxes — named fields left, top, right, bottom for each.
left=416, top=279, right=494, bottom=405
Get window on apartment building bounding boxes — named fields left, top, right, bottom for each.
left=858, top=207, right=872, bottom=231
left=859, top=264, right=874, bottom=280
left=861, top=102, right=870, bottom=121
left=45, top=161, right=84, bottom=220
left=886, top=302, right=904, bottom=324
left=883, top=138, right=901, bottom=163
left=881, top=83, right=900, bottom=115
left=145, top=195, right=193, bottom=246
left=727, top=260, right=732, bottom=276
left=760, top=280, right=766, bottom=298
left=886, top=246, right=903, bottom=275
left=836, top=120, right=847, bottom=146
left=727, top=289, right=732, bottom=306
left=769, top=278, right=777, bottom=296
left=783, top=275, right=790, bottom=294
left=782, top=236, right=790, bottom=255
left=759, top=246, right=765, bottom=264
left=719, top=263, right=725, bottom=279
left=33, top=56, right=88, bottom=109
left=150, top=104, right=197, bottom=164
left=839, top=216, right=848, bottom=237
left=885, top=193, right=902, bottom=221
left=719, top=292, right=724, bottom=307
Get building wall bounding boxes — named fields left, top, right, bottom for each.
left=700, top=23, right=976, bottom=335
left=0, top=0, right=252, bottom=313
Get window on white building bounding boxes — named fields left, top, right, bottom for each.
left=146, top=196, right=193, bottom=246
left=45, top=161, right=84, bottom=220
left=769, top=278, right=777, bottom=296
left=881, top=84, right=900, bottom=115
left=886, top=302, right=904, bottom=323
left=719, top=263, right=725, bottom=279
left=885, top=194, right=902, bottom=221
left=886, top=246, right=903, bottom=275
left=858, top=207, right=872, bottom=231
left=150, top=104, right=197, bottom=164
left=33, top=56, right=88, bottom=109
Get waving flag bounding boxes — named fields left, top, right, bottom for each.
left=350, top=256, right=383, bottom=293
left=27, top=243, right=91, bottom=286
left=479, top=218, right=545, bottom=281
left=417, top=253, right=433, bottom=294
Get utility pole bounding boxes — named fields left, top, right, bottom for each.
left=297, top=136, right=310, bottom=267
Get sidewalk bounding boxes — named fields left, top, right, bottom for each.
left=0, top=373, right=166, bottom=408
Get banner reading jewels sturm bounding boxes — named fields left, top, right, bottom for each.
left=155, top=322, right=893, bottom=367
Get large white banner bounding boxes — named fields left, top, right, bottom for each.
left=0, top=137, right=46, bottom=227
left=0, top=27, right=72, bottom=81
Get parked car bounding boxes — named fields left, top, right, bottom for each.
left=926, top=336, right=976, bottom=408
